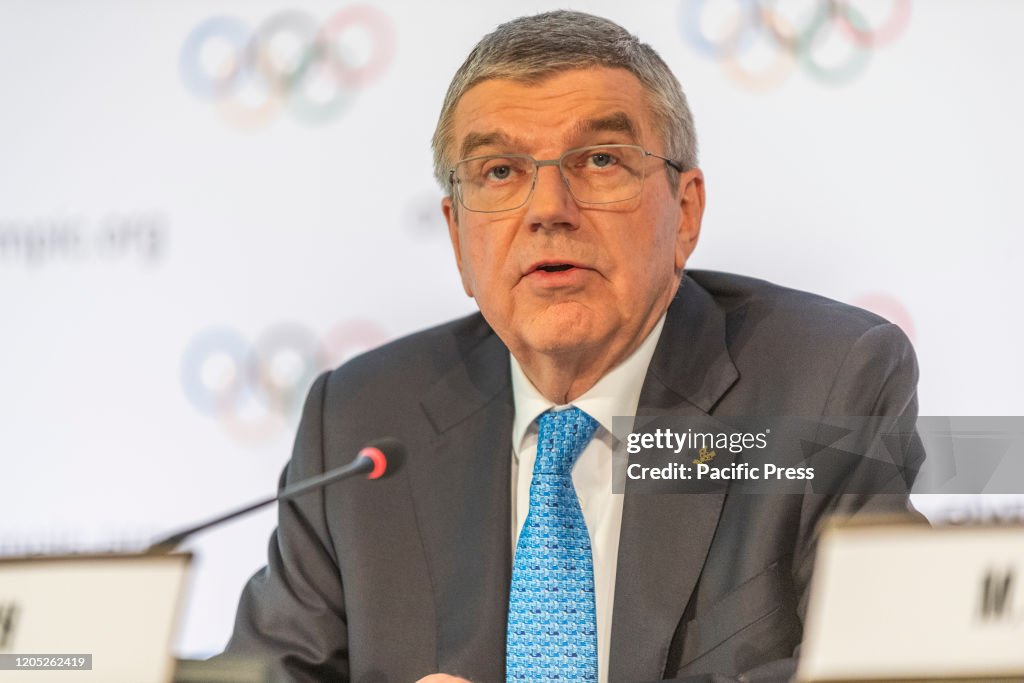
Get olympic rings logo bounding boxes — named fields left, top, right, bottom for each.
left=679, top=0, right=911, bottom=89
left=179, top=6, right=396, bottom=128
left=180, top=320, right=390, bottom=443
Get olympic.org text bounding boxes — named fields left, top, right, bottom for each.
left=0, top=211, right=167, bottom=266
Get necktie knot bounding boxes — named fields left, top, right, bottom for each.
left=535, top=407, right=599, bottom=475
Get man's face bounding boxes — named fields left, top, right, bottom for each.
left=442, top=67, right=704, bottom=366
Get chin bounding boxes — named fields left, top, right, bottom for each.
left=520, top=309, right=607, bottom=355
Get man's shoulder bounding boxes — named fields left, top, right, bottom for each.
left=684, top=269, right=916, bottom=387
left=688, top=269, right=891, bottom=340
left=322, top=310, right=495, bottom=398
left=680, top=270, right=918, bottom=415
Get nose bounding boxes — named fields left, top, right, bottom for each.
left=523, top=161, right=579, bottom=232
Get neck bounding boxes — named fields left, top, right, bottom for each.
left=514, top=310, right=664, bottom=404
left=519, top=354, right=611, bottom=404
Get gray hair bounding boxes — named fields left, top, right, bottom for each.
left=430, top=10, right=698, bottom=193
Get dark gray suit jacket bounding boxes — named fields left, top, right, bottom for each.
left=223, top=270, right=922, bottom=682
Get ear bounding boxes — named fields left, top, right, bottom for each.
left=674, top=168, right=705, bottom=273
left=442, top=196, right=474, bottom=297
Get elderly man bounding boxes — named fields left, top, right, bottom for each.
left=223, top=10, right=920, bottom=683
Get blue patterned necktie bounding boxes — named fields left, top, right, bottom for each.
left=507, top=407, right=600, bottom=682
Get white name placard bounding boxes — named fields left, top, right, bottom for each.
left=0, top=553, right=190, bottom=683
left=799, top=522, right=1024, bottom=681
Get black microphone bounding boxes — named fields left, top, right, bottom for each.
left=147, top=438, right=406, bottom=554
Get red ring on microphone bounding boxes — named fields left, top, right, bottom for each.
left=360, top=446, right=387, bottom=479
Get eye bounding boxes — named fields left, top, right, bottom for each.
left=487, top=165, right=512, bottom=181
left=588, top=152, right=617, bottom=168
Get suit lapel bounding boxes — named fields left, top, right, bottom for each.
left=413, top=320, right=513, bottom=681
left=609, top=276, right=740, bottom=681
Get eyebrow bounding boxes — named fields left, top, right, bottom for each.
left=459, top=131, right=524, bottom=160
left=456, top=111, right=641, bottom=161
left=573, top=112, right=640, bottom=141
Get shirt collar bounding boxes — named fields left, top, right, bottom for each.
left=510, top=313, right=667, bottom=454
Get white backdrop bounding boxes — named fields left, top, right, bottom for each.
left=1, top=0, right=1021, bottom=658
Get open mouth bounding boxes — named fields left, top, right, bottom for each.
left=536, top=264, right=575, bottom=273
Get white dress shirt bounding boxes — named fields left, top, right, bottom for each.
left=509, top=314, right=667, bottom=683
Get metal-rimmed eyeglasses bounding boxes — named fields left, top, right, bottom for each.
left=448, top=144, right=684, bottom=213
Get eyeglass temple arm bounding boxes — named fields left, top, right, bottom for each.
left=648, top=151, right=684, bottom=173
